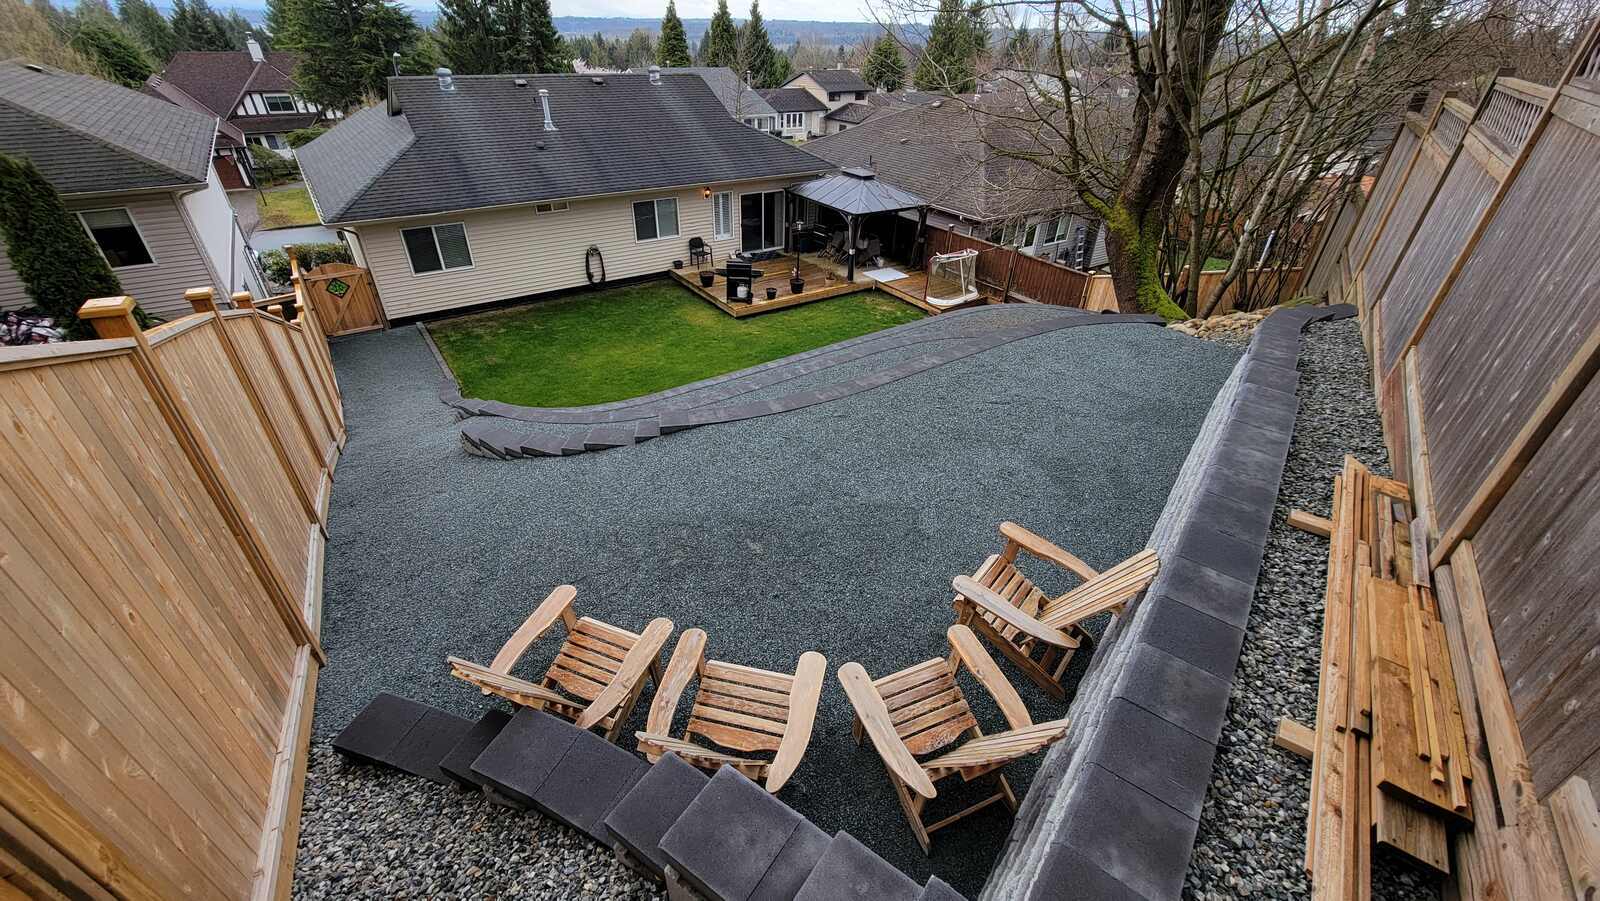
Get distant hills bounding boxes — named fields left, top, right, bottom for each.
left=552, top=16, right=888, bottom=47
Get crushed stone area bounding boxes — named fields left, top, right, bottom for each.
left=1182, top=318, right=1439, bottom=900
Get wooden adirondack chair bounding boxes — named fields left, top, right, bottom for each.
left=838, top=624, right=1070, bottom=852
left=448, top=585, right=674, bottom=743
left=951, top=522, right=1159, bottom=697
left=634, top=628, right=826, bottom=793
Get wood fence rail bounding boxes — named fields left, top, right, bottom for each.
left=1315, top=21, right=1600, bottom=900
left=925, top=228, right=1091, bottom=307
left=0, top=276, right=343, bottom=899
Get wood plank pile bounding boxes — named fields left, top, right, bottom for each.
left=1304, top=455, right=1473, bottom=898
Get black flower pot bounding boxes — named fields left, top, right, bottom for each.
left=673, top=259, right=684, bottom=269
left=699, top=271, right=715, bottom=287
left=790, top=278, right=805, bottom=295
left=766, top=286, right=778, bottom=300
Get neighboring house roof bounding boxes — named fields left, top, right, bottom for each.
left=232, top=112, right=322, bottom=133
left=824, top=102, right=876, bottom=124
left=157, top=50, right=305, bottom=121
left=297, top=73, right=831, bottom=224
left=789, top=68, right=871, bottom=94
left=804, top=97, right=1082, bottom=223
left=789, top=167, right=925, bottom=215
left=0, top=61, right=215, bottom=194
left=758, top=88, right=827, bottom=113
left=864, top=90, right=944, bottom=108
left=144, top=74, right=247, bottom=145
left=634, top=67, right=778, bottom=120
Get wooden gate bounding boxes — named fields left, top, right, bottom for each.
left=297, top=262, right=386, bottom=336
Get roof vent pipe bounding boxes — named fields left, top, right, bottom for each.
left=436, top=68, right=455, bottom=92
left=538, top=88, right=557, bottom=131
left=648, top=65, right=661, bottom=85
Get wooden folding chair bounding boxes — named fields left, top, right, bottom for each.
left=448, top=585, right=673, bottom=742
left=838, top=624, right=1070, bottom=852
left=634, top=628, right=826, bottom=793
left=952, top=522, right=1159, bottom=697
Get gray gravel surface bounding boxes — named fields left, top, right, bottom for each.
left=299, top=310, right=1240, bottom=897
left=1182, top=318, right=1440, bottom=900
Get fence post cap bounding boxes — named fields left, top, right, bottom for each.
left=231, top=291, right=256, bottom=309
left=185, top=287, right=217, bottom=313
left=78, top=295, right=136, bottom=319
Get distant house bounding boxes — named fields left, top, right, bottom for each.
left=821, top=88, right=942, bottom=135
left=782, top=68, right=871, bottom=110
left=805, top=98, right=1109, bottom=269
left=632, top=66, right=780, bottom=132
left=149, top=36, right=341, bottom=187
left=757, top=88, right=828, bottom=139
left=295, top=70, right=831, bottom=321
left=0, top=61, right=267, bottom=319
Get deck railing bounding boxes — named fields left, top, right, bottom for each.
left=924, top=228, right=1091, bottom=307
left=0, top=283, right=343, bottom=899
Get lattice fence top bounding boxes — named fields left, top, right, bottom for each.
left=1432, top=103, right=1469, bottom=151
left=1477, top=86, right=1541, bottom=153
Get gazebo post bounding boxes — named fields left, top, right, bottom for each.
left=846, top=214, right=857, bottom=282
left=913, top=206, right=929, bottom=269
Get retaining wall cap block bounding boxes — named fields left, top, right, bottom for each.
left=1171, top=523, right=1267, bottom=587
left=531, top=729, right=651, bottom=842
left=1113, top=641, right=1232, bottom=746
left=604, top=753, right=711, bottom=876
left=793, top=832, right=920, bottom=901
left=659, top=766, right=817, bottom=901
left=1083, top=697, right=1219, bottom=821
left=1139, top=592, right=1248, bottom=683
left=1048, top=763, right=1198, bottom=899
left=439, top=709, right=513, bottom=788
left=468, top=708, right=582, bottom=807
left=1153, top=554, right=1255, bottom=630
left=918, top=876, right=970, bottom=901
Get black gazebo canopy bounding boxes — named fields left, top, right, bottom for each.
left=787, top=168, right=929, bottom=280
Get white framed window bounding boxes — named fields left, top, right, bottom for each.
left=1053, top=215, right=1070, bottom=243
left=262, top=93, right=297, bottom=113
left=782, top=112, right=805, bottom=130
left=632, top=197, right=679, bottom=242
left=400, top=222, right=473, bottom=274
left=251, top=133, right=287, bottom=150
left=1023, top=221, right=1039, bottom=247
left=78, top=208, right=155, bottom=268
left=712, top=192, right=733, bottom=240
left=534, top=201, right=569, bottom=214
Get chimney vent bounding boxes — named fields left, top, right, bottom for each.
left=514, top=78, right=527, bottom=87
left=246, top=34, right=265, bottom=63
left=648, top=65, right=661, bottom=85
left=436, top=68, right=455, bottom=92
left=591, top=76, right=606, bottom=85
left=538, top=88, right=557, bottom=131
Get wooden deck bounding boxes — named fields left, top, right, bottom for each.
left=673, top=253, right=994, bottom=318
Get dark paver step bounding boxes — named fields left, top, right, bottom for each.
left=439, top=709, right=513, bottom=789
left=332, top=692, right=473, bottom=785
left=658, top=766, right=829, bottom=901
left=793, top=831, right=920, bottom=901
left=603, top=753, right=710, bottom=878
left=919, top=876, right=969, bottom=900
left=583, top=425, right=636, bottom=450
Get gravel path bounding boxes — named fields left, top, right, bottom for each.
left=1182, top=318, right=1440, bottom=900
left=297, top=313, right=1240, bottom=897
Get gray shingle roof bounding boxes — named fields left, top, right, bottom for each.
left=297, top=73, right=830, bottom=224
left=824, top=102, right=876, bottom=124
left=791, top=69, right=871, bottom=93
left=0, top=61, right=214, bottom=194
left=642, top=67, right=777, bottom=120
left=757, top=88, right=827, bottom=113
left=803, top=98, right=1080, bottom=223
left=788, top=167, right=925, bottom=215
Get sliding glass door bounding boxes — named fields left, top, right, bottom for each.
left=740, top=190, right=784, bottom=252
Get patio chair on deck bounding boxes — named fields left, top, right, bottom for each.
left=837, top=624, right=1070, bottom=852
left=689, top=237, right=711, bottom=267
left=448, top=585, right=674, bottom=743
left=951, top=522, right=1159, bottom=697
left=635, top=628, right=826, bottom=793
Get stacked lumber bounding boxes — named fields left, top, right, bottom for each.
left=1304, top=455, right=1472, bottom=899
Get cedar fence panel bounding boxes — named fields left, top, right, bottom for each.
left=1082, top=266, right=1306, bottom=314
left=925, top=228, right=1090, bottom=307
left=1325, top=23, right=1600, bottom=811
left=0, top=278, right=343, bottom=899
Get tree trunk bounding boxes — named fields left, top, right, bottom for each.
left=1097, top=104, right=1191, bottom=320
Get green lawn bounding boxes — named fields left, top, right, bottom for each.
left=256, top=186, right=319, bottom=229
left=428, top=280, right=925, bottom=407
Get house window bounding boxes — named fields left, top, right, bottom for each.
left=1023, top=222, right=1039, bottom=247
left=534, top=202, right=568, bottom=214
left=400, top=222, right=473, bottom=274
left=251, top=133, right=287, bottom=150
left=1053, top=215, right=1071, bottom=243
left=632, top=198, right=679, bottom=242
left=828, top=92, right=841, bottom=101
left=78, top=208, right=154, bottom=268
left=713, top=192, right=733, bottom=240
left=782, top=112, right=805, bottom=130
left=262, top=93, right=297, bottom=113
left=855, top=91, right=866, bottom=100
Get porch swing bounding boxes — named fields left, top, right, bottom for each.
left=925, top=249, right=981, bottom=308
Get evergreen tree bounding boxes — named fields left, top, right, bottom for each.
left=861, top=33, right=905, bottom=91
left=738, top=0, right=777, bottom=86
left=498, top=0, right=569, bottom=73
left=281, top=0, right=420, bottom=108
left=221, top=10, right=257, bottom=49
left=1005, top=24, right=1036, bottom=67
left=437, top=0, right=498, bottom=73
left=264, top=0, right=307, bottom=49
left=912, top=0, right=977, bottom=94
left=765, top=46, right=789, bottom=85
left=655, top=0, right=690, bottom=67
left=697, top=0, right=737, bottom=67
left=118, top=0, right=177, bottom=64
left=170, top=0, right=234, bottom=51
left=74, top=0, right=115, bottom=19
left=69, top=19, right=155, bottom=86
left=0, top=152, right=135, bottom=339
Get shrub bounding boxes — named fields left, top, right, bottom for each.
left=247, top=143, right=300, bottom=185
left=286, top=126, right=329, bottom=148
left=0, top=152, right=152, bottom=338
left=259, top=240, right=353, bottom=287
